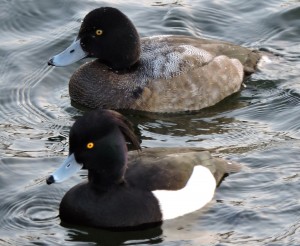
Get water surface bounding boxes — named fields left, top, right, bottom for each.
left=0, top=0, right=300, bottom=245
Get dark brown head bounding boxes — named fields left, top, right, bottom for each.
left=48, top=7, right=141, bottom=70
left=46, top=109, right=141, bottom=186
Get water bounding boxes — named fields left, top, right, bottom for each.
left=0, top=0, right=299, bottom=245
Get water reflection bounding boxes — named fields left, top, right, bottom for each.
left=63, top=224, right=163, bottom=245
left=0, top=0, right=300, bottom=245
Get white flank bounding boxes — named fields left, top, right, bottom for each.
left=152, top=165, right=216, bottom=220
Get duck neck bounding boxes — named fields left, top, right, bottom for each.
left=100, top=37, right=141, bottom=71
left=88, top=168, right=126, bottom=190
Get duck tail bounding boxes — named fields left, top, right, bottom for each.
left=213, top=158, right=241, bottom=186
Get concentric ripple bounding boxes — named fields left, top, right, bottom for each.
left=0, top=0, right=300, bottom=245
left=0, top=158, right=65, bottom=237
left=1, top=192, right=58, bottom=231
left=0, top=0, right=85, bottom=159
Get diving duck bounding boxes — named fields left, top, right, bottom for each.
left=46, top=109, right=240, bottom=229
left=48, top=7, right=261, bottom=113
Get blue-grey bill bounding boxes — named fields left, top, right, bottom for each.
left=47, top=153, right=83, bottom=184
left=48, top=39, right=88, bottom=66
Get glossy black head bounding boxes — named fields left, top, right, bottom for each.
left=78, top=7, right=141, bottom=70
left=69, top=109, right=141, bottom=186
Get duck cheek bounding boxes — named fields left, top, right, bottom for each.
left=80, top=36, right=98, bottom=55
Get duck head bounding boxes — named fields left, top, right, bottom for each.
left=47, top=110, right=141, bottom=187
left=48, top=7, right=141, bottom=70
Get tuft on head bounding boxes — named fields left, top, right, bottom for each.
left=103, top=110, right=141, bottom=151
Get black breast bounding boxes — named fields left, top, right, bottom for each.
left=59, top=182, right=162, bottom=229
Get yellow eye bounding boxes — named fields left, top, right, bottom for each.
left=86, top=142, right=94, bottom=149
left=95, top=29, right=103, bottom=36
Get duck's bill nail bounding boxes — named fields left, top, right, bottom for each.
left=46, top=153, right=83, bottom=185
left=48, top=39, right=88, bottom=67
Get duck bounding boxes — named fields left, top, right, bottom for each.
left=46, top=109, right=240, bottom=229
left=48, top=7, right=261, bottom=113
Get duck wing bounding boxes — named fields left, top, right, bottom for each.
left=126, top=147, right=240, bottom=190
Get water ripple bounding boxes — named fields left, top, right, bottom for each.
left=2, top=193, right=58, bottom=231
left=0, top=0, right=299, bottom=245
left=227, top=86, right=300, bottom=139
left=0, top=158, right=66, bottom=237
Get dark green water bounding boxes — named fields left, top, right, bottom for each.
left=0, top=0, right=300, bottom=245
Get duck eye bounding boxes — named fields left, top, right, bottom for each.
left=95, top=29, right=103, bottom=36
left=86, top=142, right=94, bottom=149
